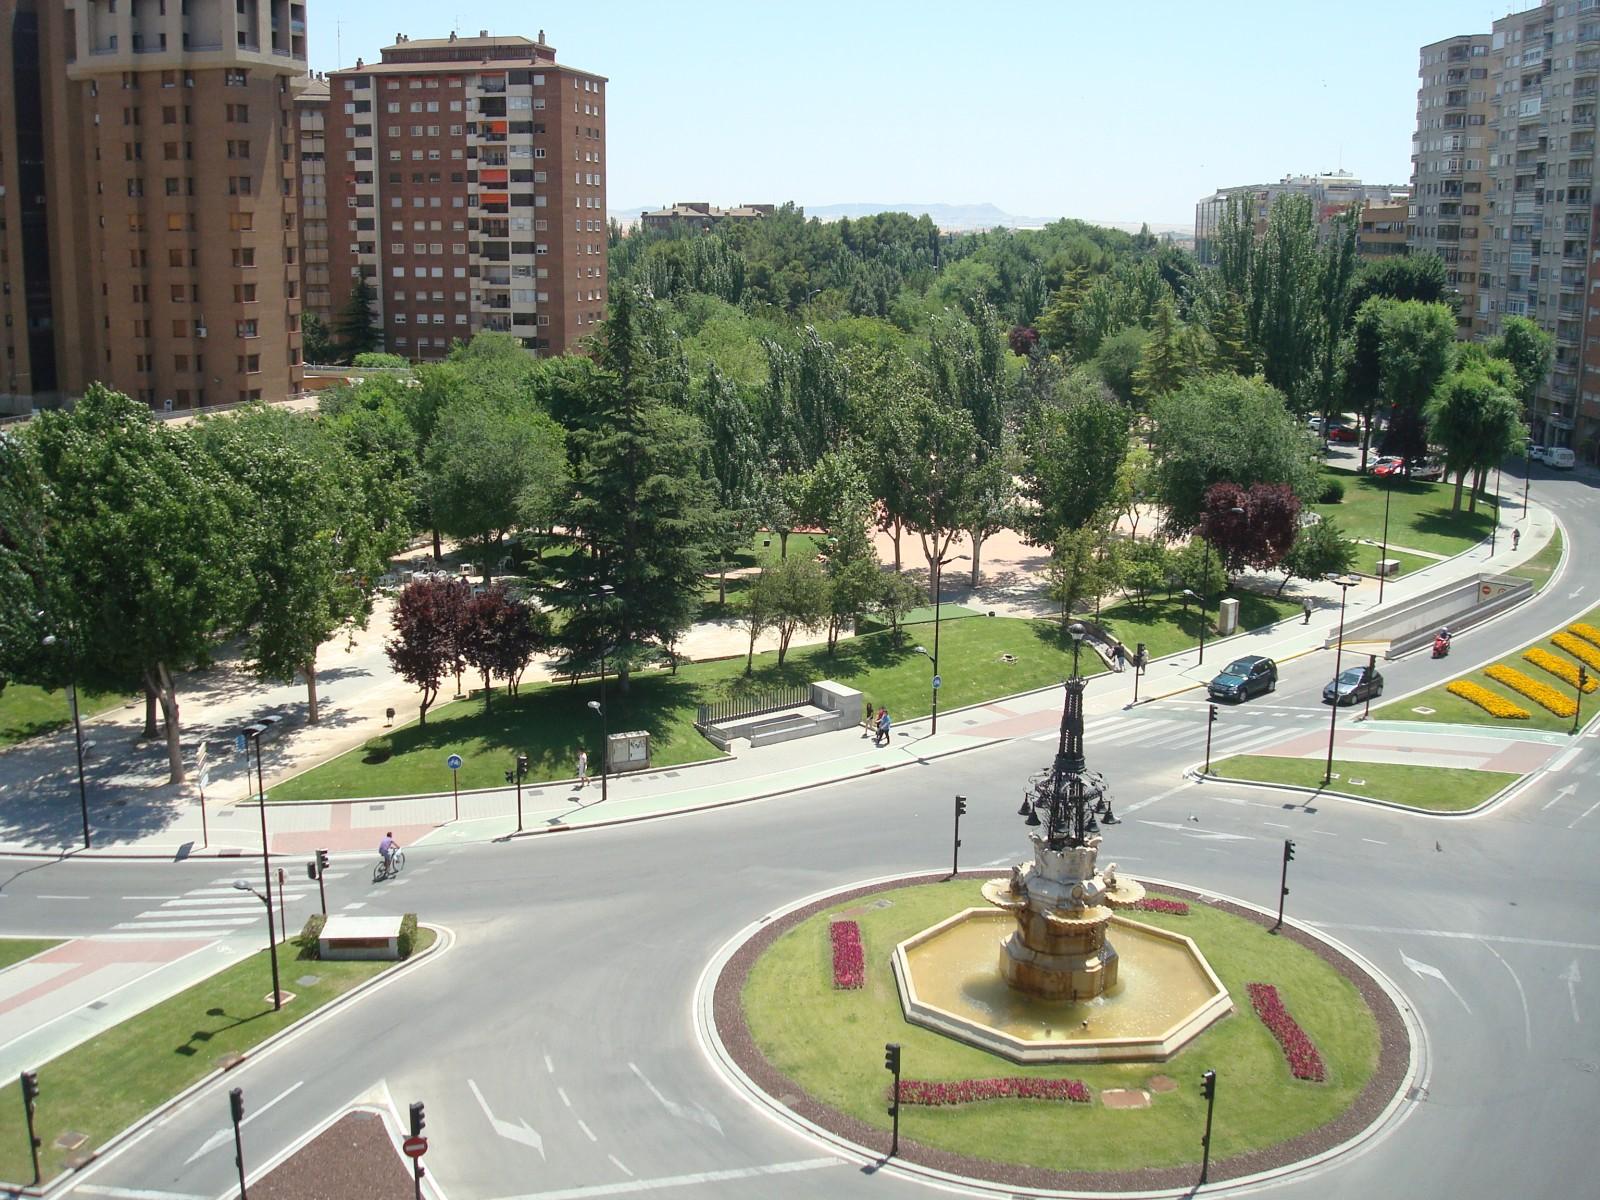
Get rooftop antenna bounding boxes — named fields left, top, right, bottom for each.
left=336, top=19, right=341, bottom=68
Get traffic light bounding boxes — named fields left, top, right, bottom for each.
left=305, top=862, right=318, bottom=880
left=410, top=1101, right=426, bottom=1137
left=230, top=1087, right=245, bottom=1124
left=955, top=795, right=967, bottom=818
left=318, top=848, right=330, bottom=873
left=1135, top=642, right=1147, bottom=668
left=1200, top=1069, right=1216, bottom=1101
left=516, top=752, right=529, bottom=781
left=884, top=1043, right=901, bottom=1075
left=20, top=1071, right=38, bottom=1107
left=1284, top=838, right=1296, bottom=863
left=504, top=770, right=515, bottom=784
left=1209, top=704, right=1218, bottom=724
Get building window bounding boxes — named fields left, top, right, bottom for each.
left=237, top=320, right=259, bottom=338
left=226, top=70, right=249, bottom=87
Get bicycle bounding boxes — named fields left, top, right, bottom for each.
left=372, top=847, right=406, bottom=883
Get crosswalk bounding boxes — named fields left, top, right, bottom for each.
left=1035, top=715, right=1294, bottom=760
left=106, top=871, right=350, bottom=940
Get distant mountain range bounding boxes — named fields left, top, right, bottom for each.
left=612, top=200, right=1191, bottom=237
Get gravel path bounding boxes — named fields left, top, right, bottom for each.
left=250, top=1110, right=419, bottom=1200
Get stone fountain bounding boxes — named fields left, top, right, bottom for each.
left=892, top=625, right=1232, bottom=1062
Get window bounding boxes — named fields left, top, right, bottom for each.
left=228, top=176, right=252, bottom=196
left=229, top=211, right=254, bottom=231
left=225, top=70, right=248, bottom=87
left=236, top=319, right=259, bottom=338
left=226, top=103, right=250, bottom=122
left=234, top=284, right=257, bottom=303
left=232, top=248, right=256, bottom=268
left=238, top=354, right=261, bottom=373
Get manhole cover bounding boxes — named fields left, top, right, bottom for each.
left=368, top=803, right=386, bottom=811
left=296, top=975, right=321, bottom=987
left=1100, top=1089, right=1151, bottom=1109
left=1147, top=1075, right=1178, bottom=1093
left=87, top=1000, right=108, bottom=1011
left=1348, top=778, right=1366, bottom=787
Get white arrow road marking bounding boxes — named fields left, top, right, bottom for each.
left=628, top=1062, right=723, bottom=1135
left=183, top=1081, right=302, bottom=1164
left=1138, top=820, right=1256, bottom=842
left=1570, top=586, right=1586, bottom=599
left=1543, top=784, right=1578, bottom=811
left=468, top=1078, right=545, bottom=1159
left=1401, top=951, right=1472, bottom=1014
left=1561, top=960, right=1582, bottom=1024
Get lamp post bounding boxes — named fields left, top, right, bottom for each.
left=1183, top=589, right=1207, bottom=666
left=39, top=632, right=91, bottom=850
left=1574, top=665, right=1589, bottom=736
left=1377, top=471, right=1395, bottom=603
left=231, top=880, right=281, bottom=1012
left=1322, top=574, right=1361, bottom=786
left=587, top=700, right=608, bottom=803
left=1492, top=461, right=1503, bottom=555
left=916, top=553, right=967, bottom=735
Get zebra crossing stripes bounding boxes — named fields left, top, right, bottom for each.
left=1035, top=717, right=1293, bottom=757
left=107, top=874, right=317, bottom=939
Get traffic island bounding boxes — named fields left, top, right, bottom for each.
left=712, top=875, right=1408, bottom=1191
left=0, top=924, right=438, bottom=1189
left=1206, top=756, right=1520, bottom=812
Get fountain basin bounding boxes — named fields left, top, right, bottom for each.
left=892, top=907, right=1232, bottom=1063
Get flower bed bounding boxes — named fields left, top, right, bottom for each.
left=1554, top=632, right=1600, bottom=675
left=1445, top=679, right=1531, bottom=720
left=829, top=920, right=863, bottom=990
left=1486, top=664, right=1577, bottom=717
left=1569, top=622, right=1600, bottom=650
left=1247, top=983, right=1326, bottom=1083
left=1134, top=897, right=1191, bottom=915
left=894, top=1077, right=1092, bottom=1107
left=1524, top=647, right=1598, bottom=693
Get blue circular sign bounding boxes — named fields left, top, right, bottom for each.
left=447, top=754, right=463, bottom=771
left=932, top=674, right=943, bottom=690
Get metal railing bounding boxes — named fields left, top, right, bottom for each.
left=696, top=685, right=810, bottom=731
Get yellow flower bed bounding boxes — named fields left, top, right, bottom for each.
left=1524, top=647, right=1599, bottom=693
left=1485, top=664, right=1577, bottom=717
left=1568, top=622, right=1600, bottom=650
left=1553, top=632, right=1600, bottom=674
left=1446, top=679, right=1531, bottom=720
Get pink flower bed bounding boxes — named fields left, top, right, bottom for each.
left=1135, top=897, right=1190, bottom=915
left=1247, top=983, right=1326, bottom=1082
left=830, top=920, right=863, bottom=989
left=893, top=1078, right=1091, bottom=1106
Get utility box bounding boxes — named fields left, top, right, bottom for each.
left=607, top=730, right=650, bottom=773
left=1216, top=597, right=1240, bottom=637
left=1376, top=559, right=1400, bottom=577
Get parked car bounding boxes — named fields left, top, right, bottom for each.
left=1370, top=456, right=1406, bottom=477
left=1208, top=655, right=1279, bottom=702
left=1547, top=446, right=1576, bottom=469
left=1528, top=443, right=1547, bottom=463
left=1407, top=458, right=1445, bottom=481
left=1323, top=664, right=1383, bottom=706
left=1307, top=416, right=1325, bottom=431
left=1326, top=423, right=1360, bottom=443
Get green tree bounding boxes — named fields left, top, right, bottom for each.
left=1044, top=521, right=1122, bottom=623
left=1133, top=296, right=1197, bottom=405
left=1489, top=316, right=1554, bottom=418
left=301, top=312, right=335, bottom=364
left=875, top=569, right=927, bottom=643
left=1170, top=537, right=1229, bottom=602
left=334, top=276, right=382, bottom=362
left=1348, top=253, right=1453, bottom=311
left=1018, top=369, right=1132, bottom=548
left=0, top=434, right=50, bottom=697
left=1343, top=297, right=1389, bottom=472
left=1120, top=538, right=1170, bottom=609
left=738, top=574, right=775, bottom=675
left=1376, top=300, right=1457, bottom=464
left=1427, top=369, right=1525, bottom=512
left=1277, top=518, right=1357, bottom=595
left=758, top=553, right=830, bottom=664
left=695, top=364, right=762, bottom=603
left=1091, top=325, right=1149, bottom=407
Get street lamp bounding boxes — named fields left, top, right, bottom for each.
left=1182, top=589, right=1207, bottom=666
left=39, top=632, right=92, bottom=850
left=1323, top=574, right=1362, bottom=785
left=231, top=879, right=282, bottom=1012
left=1492, top=460, right=1503, bottom=554
left=586, top=699, right=608, bottom=803
left=244, top=729, right=281, bottom=1009
left=1377, top=470, right=1395, bottom=603
left=916, top=553, right=968, bottom=735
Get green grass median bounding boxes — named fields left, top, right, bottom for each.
left=1314, top=472, right=1493, bottom=556
left=0, top=928, right=435, bottom=1188
left=1517, top=527, right=1564, bottom=593
left=0, top=939, right=61, bottom=972
left=1208, top=755, right=1517, bottom=811
left=0, top=685, right=129, bottom=750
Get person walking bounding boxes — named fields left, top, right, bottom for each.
left=1113, top=642, right=1127, bottom=673
left=875, top=706, right=891, bottom=747
left=1512, top=528, right=1521, bottom=551
left=861, top=700, right=874, bottom=739
left=577, top=748, right=589, bottom=788
left=1302, top=596, right=1313, bottom=625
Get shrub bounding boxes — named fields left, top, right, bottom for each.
left=298, top=913, right=326, bottom=959
left=1247, top=983, right=1326, bottom=1082
left=894, top=1077, right=1091, bottom=1106
left=1446, top=679, right=1531, bottom=719
left=1317, top=478, right=1346, bottom=504
left=1569, top=622, right=1600, bottom=649
left=830, top=920, right=864, bottom=990
left=1485, top=664, right=1577, bottom=717
left=398, top=912, right=418, bottom=959
left=1555, top=630, right=1600, bottom=673
left=1523, top=647, right=1598, bottom=693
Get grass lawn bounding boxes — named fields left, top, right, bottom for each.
left=0, top=685, right=129, bottom=750
left=0, top=939, right=61, bottom=972
left=860, top=604, right=987, bottom=631
left=1209, top=755, right=1517, bottom=811
left=1313, top=471, right=1493, bottom=556
left=1372, top=599, right=1600, bottom=735
left=1517, top=528, right=1565, bottom=593
left=1356, top=547, right=1436, bottom=580
left=0, top=928, right=435, bottom=1187
left=741, top=879, right=1379, bottom=1173
left=1090, top=589, right=1305, bottom=661
left=271, top=618, right=1109, bottom=801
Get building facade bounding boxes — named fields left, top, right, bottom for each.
left=0, top=0, right=306, bottom=414
left=1357, top=198, right=1411, bottom=261
left=639, top=201, right=774, bottom=232
left=295, top=73, right=332, bottom=333
left=320, top=30, right=607, bottom=361
left=1193, top=173, right=1407, bottom=265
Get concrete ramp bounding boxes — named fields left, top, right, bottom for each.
left=1333, top=571, right=1533, bottom=659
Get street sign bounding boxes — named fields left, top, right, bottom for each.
left=199, top=768, right=210, bottom=790
left=234, top=733, right=247, bottom=754
left=931, top=674, right=942, bottom=690
left=402, top=1135, right=428, bottom=1158
left=196, top=743, right=208, bottom=772
left=447, top=754, right=462, bottom=771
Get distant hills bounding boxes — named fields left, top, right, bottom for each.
left=612, top=200, right=1192, bottom=238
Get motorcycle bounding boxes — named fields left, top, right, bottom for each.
left=1432, top=634, right=1452, bottom=659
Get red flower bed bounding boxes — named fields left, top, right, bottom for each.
left=830, top=920, right=863, bottom=989
left=892, top=1077, right=1091, bottom=1106
left=1247, top=983, right=1326, bottom=1082
left=1134, top=897, right=1190, bottom=915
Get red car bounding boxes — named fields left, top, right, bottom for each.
left=1326, top=423, right=1360, bottom=443
left=1370, top=457, right=1406, bottom=476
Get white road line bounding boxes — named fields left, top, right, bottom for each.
left=1548, top=745, right=1583, bottom=773
left=484, top=1157, right=842, bottom=1200
left=73, top=1186, right=208, bottom=1200
left=1307, top=829, right=1338, bottom=837
left=39, top=894, right=90, bottom=900
left=1362, top=838, right=1387, bottom=845
left=111, top=918, right=255, bottom=931
left=1401, top=951, right=1472, bottom=1015
left=121, top=895, right=180, bottom=901
left=1121, top=779, right=1197, bottom=817
left=152, top=903, right=264, bottom=914
left=342, top=902, right=366, bottom=910
left=576, top=1119, right=597, bottom=1142
left=1317, top=924, right=1600, bottom=952
left=544, top=1054, right=554, bottom=1074
left=1263, top=821, right=1292, bottom=829
left=627, top=1062, right=723, bottom=1135
left=1561, top=961, right=1583, bottom=1024
left=1568, top=797, right=1600, bottom=829
left=608, top=1155, right=634, bottom=1177
left=468, top=1078, right=545, bottom=1158
left=557, top=1087, right=572, bottom=1108
left=1479, top=942, right=1533, bottom=1052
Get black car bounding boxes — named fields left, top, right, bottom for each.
left=1208, top=655, right=1278, bottom=702
left=1323, top=664, right=1383, bottom=705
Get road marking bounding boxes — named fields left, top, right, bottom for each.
left=1480, top=942, right=1532, bottom=1052
left=73, top=1186, right=208, bottom=1200
left=1561, top=960, right=1583, bottom=1024
left=183, top=1081, right=303, bottom=1164
left=608, top=1155, right=634, bottom=1177
left=342, top=902, right=366, bottom=910
left=544, top=1054, right=554, bottom=1074
left=1543, top=785, right=1578, bottom=811
left=1138, top=820, right=1255, bottom=842
left=577, top=1119, right=597, bottom=1142
left=558, top=1087, right=572, bottom=1108
left=39, top=894, right=90, bottom=900
left=111, top=917, right=255, bottom=931
left=1122, top=779, right=1196, bottom=817
left=1362, top=838, right=1387, bottom=845
left=468, top=1078, right=545, bottom=1159
left=1317, top=923, right=1600, bottom=952
left=484, top=1157, right=841, bottom=1199
left=121, top=895, right=180, bottom=901
left=627, top=1062, right=723, bottom=1135
left=1401, top=951, right=1472, bottom=1014
left=1307, top=829, right=1338, bottom=837
left=1263, top=821, right=1292, bottom=829
left=1568, top=797, right=1600, bottom=829
left=1548, top=746, right=1582, bottom=774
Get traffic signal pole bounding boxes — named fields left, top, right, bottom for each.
left=1274, top=839, right=1295, bottom=932
left=951, top=795, right=966, bottom=877
left=20, top=1071, right=41, bottom=1186
left=1199, top=1070, right=1217, bottom=1185
left=884, top=1043, right=901, bottom=1158
left=1204, top=704, right=1217, bottom=774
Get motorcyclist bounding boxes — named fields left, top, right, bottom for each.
left=1434, top=627, right=1453, bottom=654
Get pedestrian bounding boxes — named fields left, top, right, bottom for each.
left=1113, top=642, right=1127, bottom=673
left=577, top=748, right=589, bottom=788
left=861, top=700, right=874, bottom=739
left=1302, top=596, right=1313, bottom=625
left=1512, top=528, right=1521, bottom=551
left=875, top=706, right=891, bottom=746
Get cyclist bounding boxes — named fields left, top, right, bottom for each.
left=378, top=831, right=399, bottom=874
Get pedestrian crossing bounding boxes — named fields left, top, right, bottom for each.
left=1034, top=716, right=1292, bottom=760
left=105, top=870, right=350, bottom=940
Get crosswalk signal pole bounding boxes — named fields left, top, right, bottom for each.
left=20, top=1071, right=41, bottom=1185
left=951, top=795, right=966, bottom=877
left=1274, top=839, right=1295, bottom=932
left=1199, top=1070, right=1217, bottom=1185
left=1205, top=704, right=1218, bottom=774
left=884, top=1043, right=902, bottom=1158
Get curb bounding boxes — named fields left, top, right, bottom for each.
left=1189, top=768, right=1521, bottom=819
left=6, top=922, right=453, bottom=1197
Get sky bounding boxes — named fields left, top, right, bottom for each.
left=308, top=0, right=1533, bottom=229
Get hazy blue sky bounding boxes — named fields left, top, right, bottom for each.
left=308, top=0, right=1523, bottom=227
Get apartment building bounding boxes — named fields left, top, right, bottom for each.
left=0, top=0, right=306, bottom=415
left=1193, top=172, right=1406, bottom=265
left=295, top=73, right=332, bottom=329
left=320, top=30, right=607, bottom=361
left=1357, top=198, right=1411, bottom=261
left=639, top=201, right=775, bottom=232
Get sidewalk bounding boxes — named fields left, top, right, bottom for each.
left=0, top=496, right=1564, bottom=859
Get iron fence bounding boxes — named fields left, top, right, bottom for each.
left=696, top=684, right=810, bottom=730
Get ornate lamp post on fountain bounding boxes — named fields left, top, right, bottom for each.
left=1019, top=624, right=1110, bottom=848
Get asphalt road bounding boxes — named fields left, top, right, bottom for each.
left=5, top=460, right=1599, bottom=1200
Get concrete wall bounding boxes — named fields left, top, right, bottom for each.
left=1334, top=572, right=1534, bottom=658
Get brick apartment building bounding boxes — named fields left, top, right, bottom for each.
left=0, top=0, right=306, bottom=415
left=319, top=30, right=607, bottom=360
left=1193, top=172, right=1408, bottom=266
left=639, top=201, right=774, bottom=232
left=295, top=72, right=332, bottom=330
